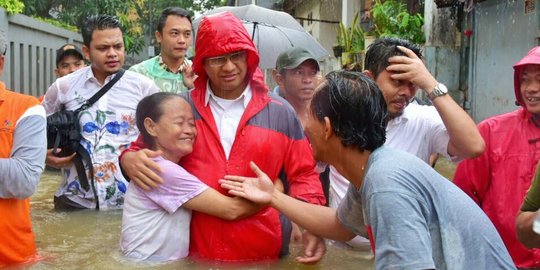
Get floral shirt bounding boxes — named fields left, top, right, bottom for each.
left=129, top=55, right=191, bottom=94
left=42, top=67, right=159, bottom=209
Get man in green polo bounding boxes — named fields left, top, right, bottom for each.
left=130, top=7, right=195, bottom=93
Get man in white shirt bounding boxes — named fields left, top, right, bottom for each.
left=42, top=15, right=159, bottom=210
left=328, top=37, right=485, bottom=247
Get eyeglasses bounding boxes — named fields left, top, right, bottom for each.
left=205, top=51, right=246, bottom=67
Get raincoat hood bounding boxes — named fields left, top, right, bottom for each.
left=193, top=11, right=268, bottom=93
left=514, top=46, right=540, bottom=108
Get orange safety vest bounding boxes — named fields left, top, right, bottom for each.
left=0, top=83, right=39, bottom=266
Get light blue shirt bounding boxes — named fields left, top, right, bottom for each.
left=338, top=146, right=515, bottom=269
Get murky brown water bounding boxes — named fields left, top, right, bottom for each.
left=20, top=169, right=381, bottom=270
left=16, top=157, right=456, bottom=270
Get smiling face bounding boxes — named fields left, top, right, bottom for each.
left=373, top=70, right=417, bottom=118
left=146, top=97, right=197, bottom=162
left=156, top=15, right=192, bottom=64
left=520, top=65, right=540, bottom=115
left=204, top=50, right=248, bottom=99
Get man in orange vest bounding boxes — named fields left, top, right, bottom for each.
left=0, top=30, right=46, bottom=267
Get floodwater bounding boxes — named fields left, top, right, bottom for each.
left=16, top=158, right=456, bottom=270
left=18, top=170, right=376, bottom=270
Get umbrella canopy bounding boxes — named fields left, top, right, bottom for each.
left=193, top=4, right=329, bottom=69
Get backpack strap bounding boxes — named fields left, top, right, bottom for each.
left=73, top=147, right=99, bottom=210
left=75, top=69, right=125, bottom=114
left=72, top=69, right=125, bottom=210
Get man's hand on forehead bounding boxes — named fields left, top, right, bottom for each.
left=386, top=46, right=437, bottom=92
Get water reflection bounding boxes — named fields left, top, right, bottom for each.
left=24, top=170, right=374, bottom=270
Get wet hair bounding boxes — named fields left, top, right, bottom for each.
left=136, top=92, right=182, bottom=147
left=364, top=37, right=422, bottom=78
left=82, top=15, right=123, bottom=47
left=310, top=70, right=387, bottom=152
left=157, top=7, right=192, bottom=33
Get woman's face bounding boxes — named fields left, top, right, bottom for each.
left=149, top=97, right=197, bottom=160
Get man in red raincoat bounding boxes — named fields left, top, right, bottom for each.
left=453, top=46, right=540, bottom=268
left=119, top=12, right=326, bottom=263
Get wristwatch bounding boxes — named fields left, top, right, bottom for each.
left=428, top=83, right=448, bottom=101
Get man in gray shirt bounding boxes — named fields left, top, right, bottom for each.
left=220, top=71, right=515, bottom=269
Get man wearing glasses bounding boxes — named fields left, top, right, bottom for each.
left=119, top=12, right=326, bottom=263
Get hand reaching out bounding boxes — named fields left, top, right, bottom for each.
left=219, top=161, right=275, bottom=204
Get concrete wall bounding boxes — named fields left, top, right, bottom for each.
left=468, top=0, right=538, bottom=122
left=423, top=0, right=464, bottom=103
left=0, top=9, right=146, bottom=97
left=0, top=9, right=83, bottom=97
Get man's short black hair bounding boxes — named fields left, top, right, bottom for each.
left=82, top=15, right=123, bottom=47
left=157, top=7, right=192, bottom=33
left=364, top=37, right=423, bottom=78
left=311, top=71, right=387, bottom=152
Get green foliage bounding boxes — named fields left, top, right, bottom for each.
left=20, top=0, right=226, bottom=55
left=337, top=11, right=364, bottom=53
left=0, top=0, right=24, bottom=15
left=32, top=16, right=78, bottom=32
left=370, top=0, right=425, bottom=44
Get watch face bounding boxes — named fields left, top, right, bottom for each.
left=437, top=83, right=448, bottom=94
left=429, top=83, right=448, bottom=101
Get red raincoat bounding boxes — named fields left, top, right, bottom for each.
left=453, top=47, right=540, bottom=268
left=123, top=12, right=325, bottom=262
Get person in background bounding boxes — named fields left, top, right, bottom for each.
left=119, top=12, right=326, bottom=263
left=55, top=44, right=85, bottom=78
left=42, top=15, right=159, bottom=210
left=454, top=46, right=540, bottom=268
left=272, top=46, right=329, bottom=255
left=129, top=7, right=195, bottom=93
left=274, top=47, right=322, bottom=127
left=0, top=30, right=47, bottom=266
left=220, top=70, right=515, bottom=270
left=121, top=92, right=262, bottom=261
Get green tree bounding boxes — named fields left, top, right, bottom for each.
left=0, top=0, right=24, bottom=15
left=370, top=0, right=425, bottom=45
left=19, top=0, right=226, bottom=55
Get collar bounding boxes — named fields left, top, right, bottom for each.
left=388, top=104, right=412, bottom=125
left=204, top=80, right=252, bottom=108
left=158, top=55, right=188, bottom=74
left=83, top=66, right=121, bottom=85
